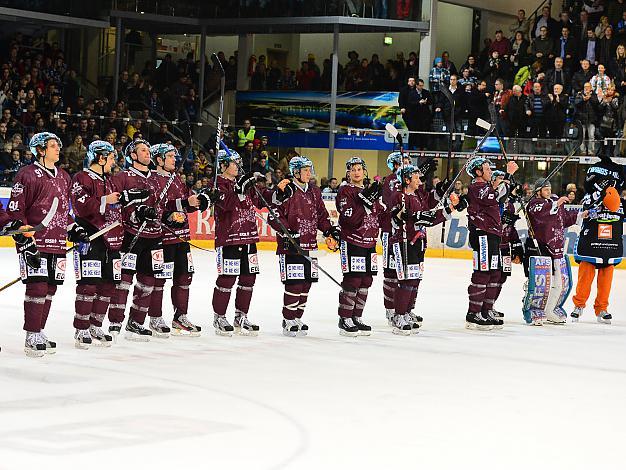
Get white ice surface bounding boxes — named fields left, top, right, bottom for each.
left=0, top=249, right=625, bottom=470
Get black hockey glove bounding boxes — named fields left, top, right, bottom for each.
left=134, top=205, right=158, bottom=223
left=164, top=212, right=186, bottom=229
left=391, top=206, right=408, bottom=231
left=413, top=210, right=437, bottom=227
left=501, top=209, right=520, bottom=226
left=14, top=230, right=41, bottom=270
left=453, top=194, right=468, bottom=212
left=281, top=230, right=300, bottom=252
left=435, top=178, right=452, bottom=198
left=67, top=223, right=91, bottom=255
left=198, top=188, right=220, bottom=212
left=274, top=181, right=296, bottom=204
left=418, top=158, right=438, bottom=176
left=511, top=239, right=524, bottom=262
left=119, top=188, right=150, bottom=207
left=358, top=180, right=382, bottom=209
left=323, top=226, right=341, bottom=243
left=235, top=173, right=258, bottom=195
left=2, top=219, right=23, bottom=236
left=509, top=184, right=524, bottom=202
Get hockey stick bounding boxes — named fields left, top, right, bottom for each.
left=0, top=197, right=59, bottom=237
left=433, top=117, right=496, bottom=210
left=212, top=53, right=226, bottom=187
left=439, top=84, right=455, bottom=180
left=220, top=142, right=345, bottom=290
left=385, top=123, right=409, bottom=279
left=160, top=224, right=214, bottom=253
left=0, top=221, right=122, bottom=294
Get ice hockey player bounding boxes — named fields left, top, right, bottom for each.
left=109, top=139, right=171, bottom=341
left=571, top=146, right=625, bottom=324
left=523, top=179, right=583, bottom=325
left=211, top=149, right=265, bottom=336
left=70, top=140, right=131, bottom=349
left=4, top=132, right=89, bottom=356
left=488, top=170, right=524, bottom=320
left=335, top=157, right=383, bottom=336
left=151, top=143, right=203, bottom=336
left=465, top=157, right=519, bottom=330
left=389, top=164, right=461, bottom=335
left=270, top=156, right=340, bottom=337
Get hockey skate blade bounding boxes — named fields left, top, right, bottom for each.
left=392, top=327, right=411, bottom=336
left=150, top=331, right=170, bottom=339
left=24, top=347, right=45, bottom=358
left=234, top=327, right=259, bottom=337
left=45, top=346, right=56, bottom=355
left=74, top=341, right=91, bottom=350
left=597, top=318, right=612, bottom=325
left=465, top=322, right=493, bottom=331
left=357, top=330, right=372, bottom=337
left=214, top=328, right=233, bottom=337
left=125, top=332, right=150, bottom=342
left=171, top=328, right=201, bottom=337
left=410, top=328, right=420, bottom=335
left=339, top=329, right=359, bottom=337
left=570, top=317, right=579, bottom=322
left=92, top=339, right=113, bottom=348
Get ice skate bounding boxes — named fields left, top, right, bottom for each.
left=74, top=329, right=92, bottom=350
left=597, top=311, right=612, bottom=324
left=282, top=319, right=299, bottom=337
left=489, top=308, right=504, bottom=319
left=486, top=310, right=504, bottom=329
left=125, top=320, right=152, bottom=341
left=465, top=312, right=493, bottom=331
left=353, top=316, right=372, bottom=336
left=338, top=317, right=359, bottom=337
left=546, top=310, right=566, bottom=325
left=24, top=332, right=46, bottom=358
left=405, top=312, right=421, bottom=334
left=89, top=326, right=113, bottom=347
left=213, top=314, right=234, bottom=337
left=41, top=331, right=56, bottom=354
left=235, top=314, right=259, bottom=336
left=149, top=316, right=171, bottom=338
left=391, top=314, right=411, bottom=336
left=570, top=307, right=583, bottom=322
left=294, top=318, right=308, bottom=336
left=108, top=322, right=122, bottom=341
left=172, top=315, right=201, bottom=337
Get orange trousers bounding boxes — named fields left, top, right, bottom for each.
left=573, top=261, right=615, bottom=315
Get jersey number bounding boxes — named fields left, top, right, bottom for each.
left=8, top=201, right=18, bottom=211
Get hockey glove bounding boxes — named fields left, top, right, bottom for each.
left=509, top=184, right=524, bottom=202
left=198, top=188, right=220, bottom=212
left=358, top=180, right=382, bottom=209
left=453, top=194, right=468, bottom=212
left=391, top=206, right=408, bottom=230
left=119, top=188, right=150, bottom=207
left=274, top=180, right=296, bottom=204
left=2, top=219, right=26, bottom=236
left=414, top=210, right=437, bottom=227
left=14, top=227, right=41, bottom=270
left=435, top=178, right=452, bottom=199
left=418, top=158, right=438, bottom=176
left=67, top=223, right=91, bottom=255
left=235, top=173, right=258, bottom=195
left=511, top=239, right=524, bottom=263
left=501, top=209, right=520, bottom=226
left=323, top=226, right=341, bottom=252
left=164, top=211, right=186, bottom=229
left=134, top=205, right=158, bottom=223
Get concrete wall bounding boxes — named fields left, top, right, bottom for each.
left=436, top=2, right=474, bottom=67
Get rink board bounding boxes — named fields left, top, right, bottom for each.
left=0, top=189, right=623, bottom=268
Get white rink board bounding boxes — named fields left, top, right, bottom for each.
left=0, top=249, right=625, bottom=469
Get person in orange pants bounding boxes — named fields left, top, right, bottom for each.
left=572, top=186, right=624, bottom=324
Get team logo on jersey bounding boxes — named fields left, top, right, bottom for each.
left=55, top=258, right=66, bottom=281
left=598, top=224, right=613, bottom=239
left=479, top=235, right=488, bottom=271
left=340, top=240, right=348, bottom=273
left=11, top=182, right=24, bottom=197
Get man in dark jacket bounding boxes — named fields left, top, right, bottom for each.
left=504, top=85, right=527, bottom=138
left=546, top=83, right=569, bottom=137
left=399, top=77, right=431, bottom=149
left=556, top=27, right=578, bottom=70
left=546, top=57, right=572, bottom=94
left=525, top=82, right=551, bottom=138
left=571, top=59, right=595, bottom=94
left=574, top=81, right=599, bottom=154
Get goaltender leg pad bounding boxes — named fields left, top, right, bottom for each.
left=522, top=256, right=552, bottom=324
left=551, top=256, right=572, bottom=320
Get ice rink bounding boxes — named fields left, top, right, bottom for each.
left=0, top=248, right=625, bottom=470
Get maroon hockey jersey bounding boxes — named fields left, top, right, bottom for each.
left=157, top=172, right=194, bottom=245
left=389, top=189, right=447, bottom=247
left=8, top=162, right=72, bottom=254
left=501, top=200, right=521, bottom=245
left=112, top=167, right=168, bottom=239
left=272, top=182, right=333, bottom=254
left=0, top=202, right=10, bottom=228
left=467, top=180, right=506, bottom=236
left=527, top=195, right=579, bottom=258
left=70, top=169, right=124, bottom=250
left=214, top=175, right=264, bottom=247
left=336, top=184, right=381, bottom=248
left=378, top=172, right=400, bottom=233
